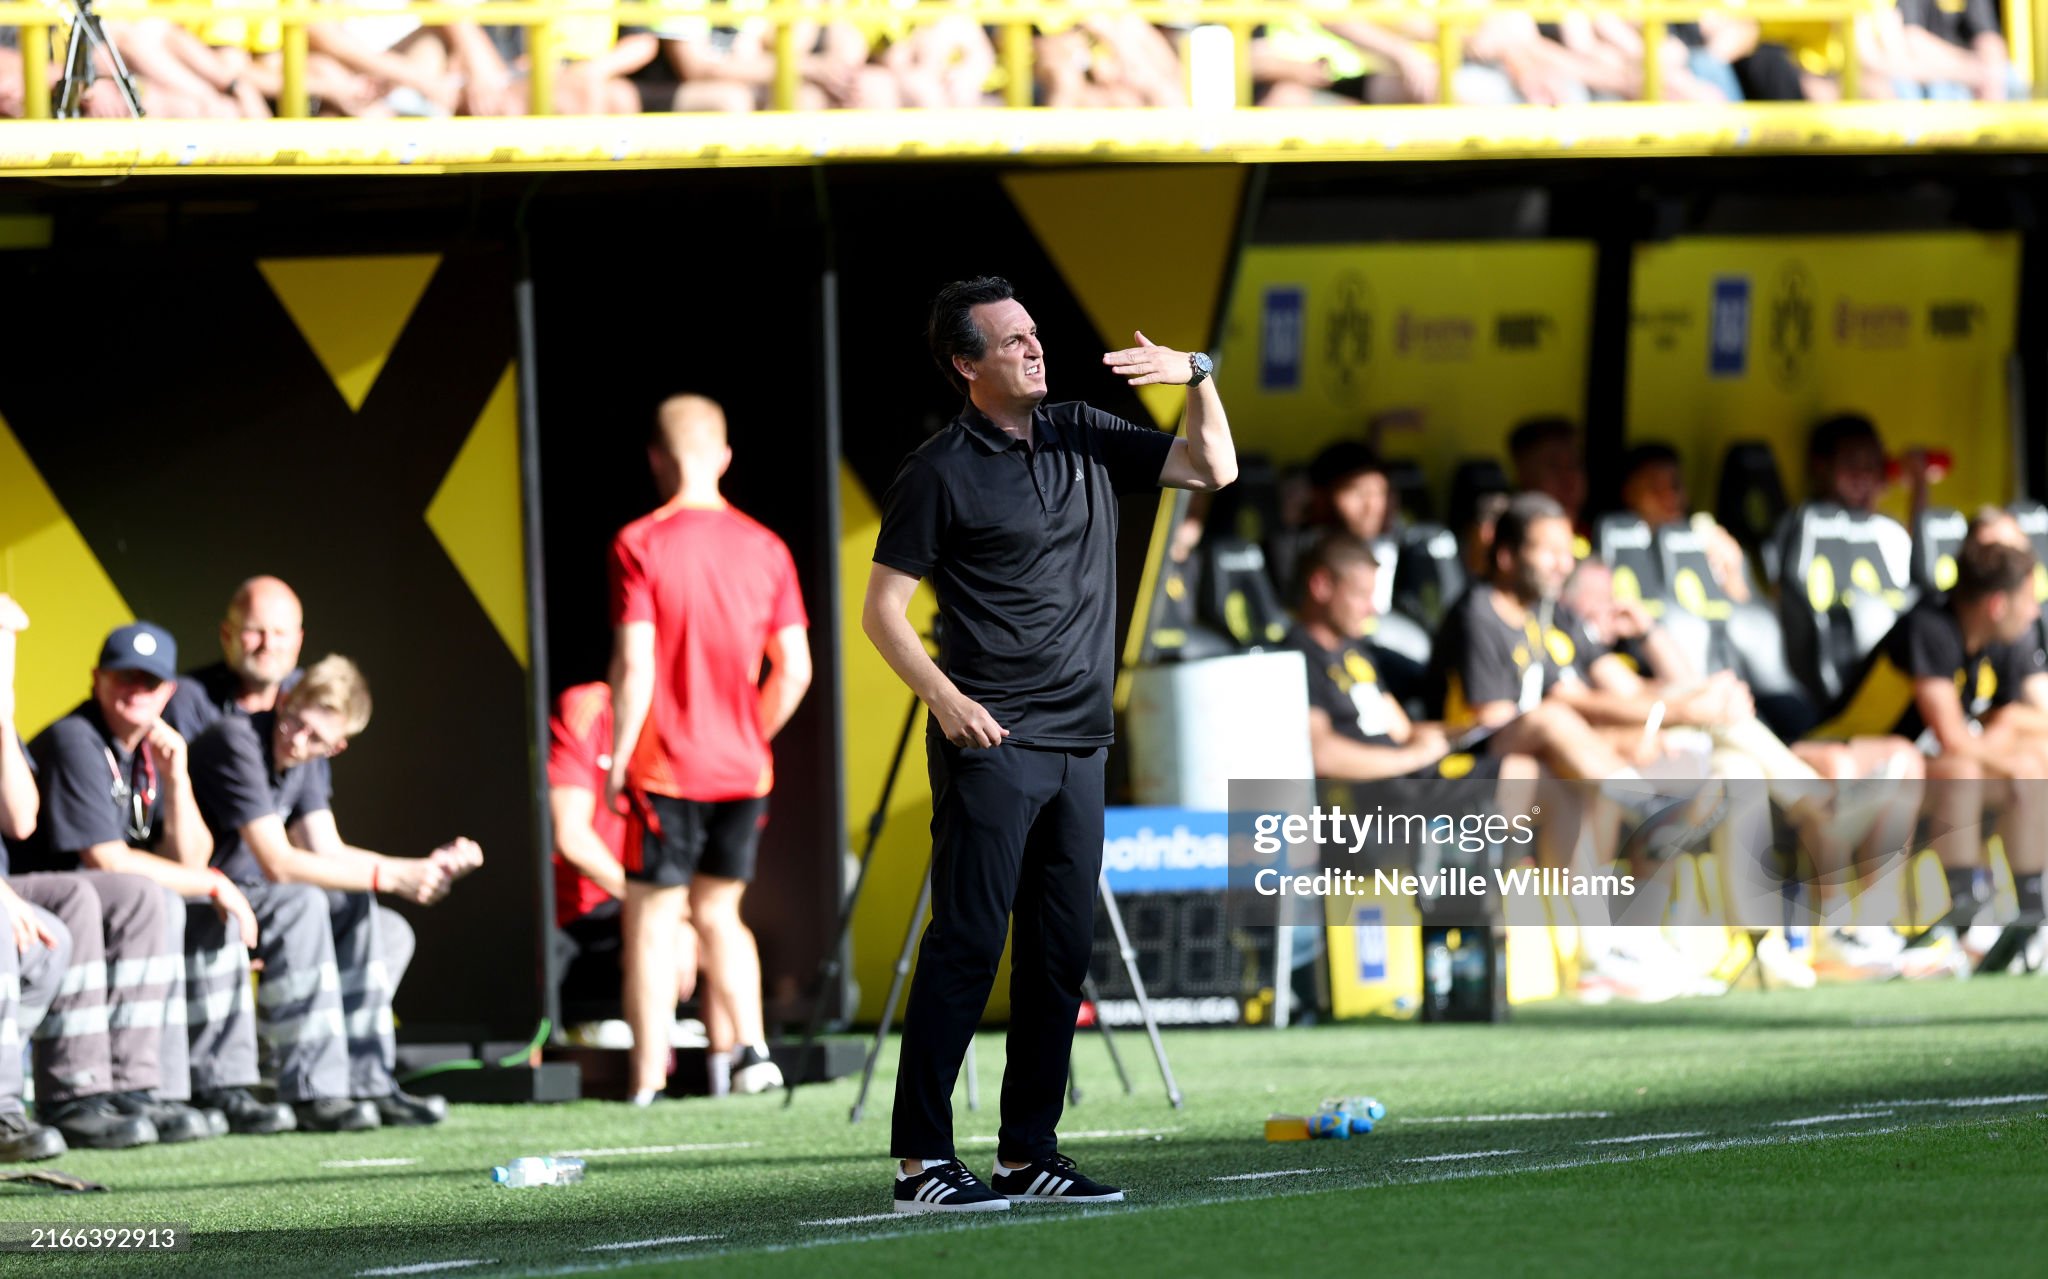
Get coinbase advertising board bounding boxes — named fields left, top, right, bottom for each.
left=1101, top=808, right=1228, bottom=894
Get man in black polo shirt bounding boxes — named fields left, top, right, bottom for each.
left=188, top=655, right=479, bottom=1131
left=7, top=622, right=230, bottom=1147
left=164, top=574, right=307, bottom=741
left=865, top=276, right=1237, bottom=1213
left=1811, top=539, right=2048, bottom=928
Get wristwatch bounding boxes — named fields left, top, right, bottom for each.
left=1187, top=351, right=1213, bottom=387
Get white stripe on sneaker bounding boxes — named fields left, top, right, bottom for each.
left=933, top=1186, right=954, bottom=1203
left=1053, top=1177, right=1072, bottom=1196
left=1027, top=1172, right=1051, bottom=1196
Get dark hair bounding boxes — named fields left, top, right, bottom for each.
left=1620, top=442, right=1681, bottom=484
left=1294, top=532, right=1379, bottom=607
left=1307, top=441, right=1386, bottom=493
left=928, top=276, right=1016, bottom=394
left=1507, top=416, right=1578, bottom=466
left=1953, top=539, right=2035, bottom=602
left=1807, top=413, right=1880, bottom=464
left=1492, top=491, right=1569, bottom=561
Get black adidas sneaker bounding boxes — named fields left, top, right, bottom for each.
left=989, top=1152, right=1124, bottom=1204
left=893, top=1158, right=1010, bottom=1213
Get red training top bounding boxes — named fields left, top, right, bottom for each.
left=546, top=682, right=625, bottom=928
left=608, top=497, right=808, bottom=803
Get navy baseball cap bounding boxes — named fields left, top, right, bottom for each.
left=97, top=622, right=178, bottom=683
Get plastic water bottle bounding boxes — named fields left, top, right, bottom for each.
left=1320, top=1096, right=1388, bottom=1124
left=491, top=1156, right=586, bottom=1188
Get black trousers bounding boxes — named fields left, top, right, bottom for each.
left=891, top=737, right=1106, bottom=1164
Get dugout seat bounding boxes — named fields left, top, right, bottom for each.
left=1774, top=502, right=1914, bottom=705
left=1199, top=536, right=1292, bottom=650
left=1724, top=602, right=1821, bottom=740
left=1362, top=608, right=1433, bottom=719
left=1912, top=506, right=1968, bottom=594
left=1448, top=458, right=1512, bottom=535
left=1717, top=441, right=1790, bottom=585
left=1209, top=453, right=1285, bottom=546
left=1382, top=457, right=1432, bottom=524
left=1390, top=522, right=1465, bottom=630
left=1594, top=513, right=1667, bottom=619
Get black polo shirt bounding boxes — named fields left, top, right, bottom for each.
left=7, top=701, right=163, bottom=874
left=1427, top=586, right=1603, bottom=728
left=1811, top=597, right=2026, bottom=744
left=162, top=661, right=247, bottom=741
left=188, top=710, right=333, bottom=886
left=874, top=400, right=1173, bottom=747
left=1288, top=627, right=1399, bottom=748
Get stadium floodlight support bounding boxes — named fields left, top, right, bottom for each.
left=785, top=689, right=1182, bottom=1120
left=0, top=1, right=1895, bottom=119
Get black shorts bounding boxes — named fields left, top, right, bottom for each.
left=627, top=794, right=768, bottom=886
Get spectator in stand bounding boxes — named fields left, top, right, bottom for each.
left=658, top=0, right=898, bottom=111
left=1038, top=5, right=1185, bottom=108
left=875, top=5, right=995, bottom=108
left=1895, top=0, right=2019, bottom=101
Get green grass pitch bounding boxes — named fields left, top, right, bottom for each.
left=6, top=978, right=2044, bottom=1277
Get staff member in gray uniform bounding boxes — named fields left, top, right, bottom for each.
left=3, top=618, right=193, bottom=1150
left=17, top=622, right=293, bottom=1137
left=0, top=594, right=77, bottom=1162
left=865, top=276, right=1237, bottom=1213
left=188, top=655, right=480, bottom=1130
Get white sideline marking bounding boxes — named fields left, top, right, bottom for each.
left=322, top=1157, right=419, bottom=1168
left=553, top=1142, right=761, bottom=1157
left=527, top=1121, right=1959, bottom=1276
left=801, top=1213, right=901, bottom=1227
left=1774, top=1111, right=1893, bottom=1127
left=963, top=1127, right=1181, bottom=1144
left=581, top=1235, right=723, bottom=1252
left=1402, top=1150, right=1523, bottom=1163
left=1210, top=1169, right=1320, bottom=1182
left=1399, top=1111, right=1610, bottom=1124
left=356, top=1263, right=492, bottom=1277
left=1860, top=1093, right=2048, bottom=1109
left=1582, top=1132, right=1705, bottom=1146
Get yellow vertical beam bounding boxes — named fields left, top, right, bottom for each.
left=1003, top=23, right=1033, bottom=108
left=2027, top=0, right=2046, bottom=95
left=21, top=23, right=50, bottom=120
left=1642, top=19, right=1665, bottom=102
left=1437, top=25, right=1460, bottom=104
left=1839, top=17, right=1861, bottom=101
left=529, top=21, right=557, bottom=116
left=280, top=21, right=309, bottom=118
left=773, top=21, right=798, bottom=109
left=1233, top=21, right=1254, bottom=107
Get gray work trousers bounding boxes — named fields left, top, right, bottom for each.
left=9, top=872, right=169, bottom=1104
left=240, top=883, right=413, bottom=1102
left=0, top=903, right=73, bottom=1115
left=162, top=888, right=261, bottom=1097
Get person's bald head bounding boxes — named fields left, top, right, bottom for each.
left=649, top=395, right=732, bottom=497
left=1967, top=506, right=2028, bottom=553
left=223, top=575, right=304, bottom=692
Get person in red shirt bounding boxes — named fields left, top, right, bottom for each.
left=546, top=682, right=699, bottom=1043
left=606, top=395, right=812, bottom=1105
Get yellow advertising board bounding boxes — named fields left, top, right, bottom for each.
left=1628, top=233, right=2019, bottom=518
left=1214, top=242, right=1596, bottom=508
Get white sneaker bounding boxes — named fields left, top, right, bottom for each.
left=565, top=1020, right=634, bottom=1050
left=730, top=1044, right=783, bottom=1095
left=669, top=1018, right=708, bottom=1048
left=1752, top=931, right=1819, bottom=989
left=1813, top=927, right=1906, bottom=981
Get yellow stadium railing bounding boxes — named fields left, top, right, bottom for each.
left=0, top=0, right=1973, bottom=121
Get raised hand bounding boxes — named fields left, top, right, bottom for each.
left=1102, top=330, right=1193, bottom=387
